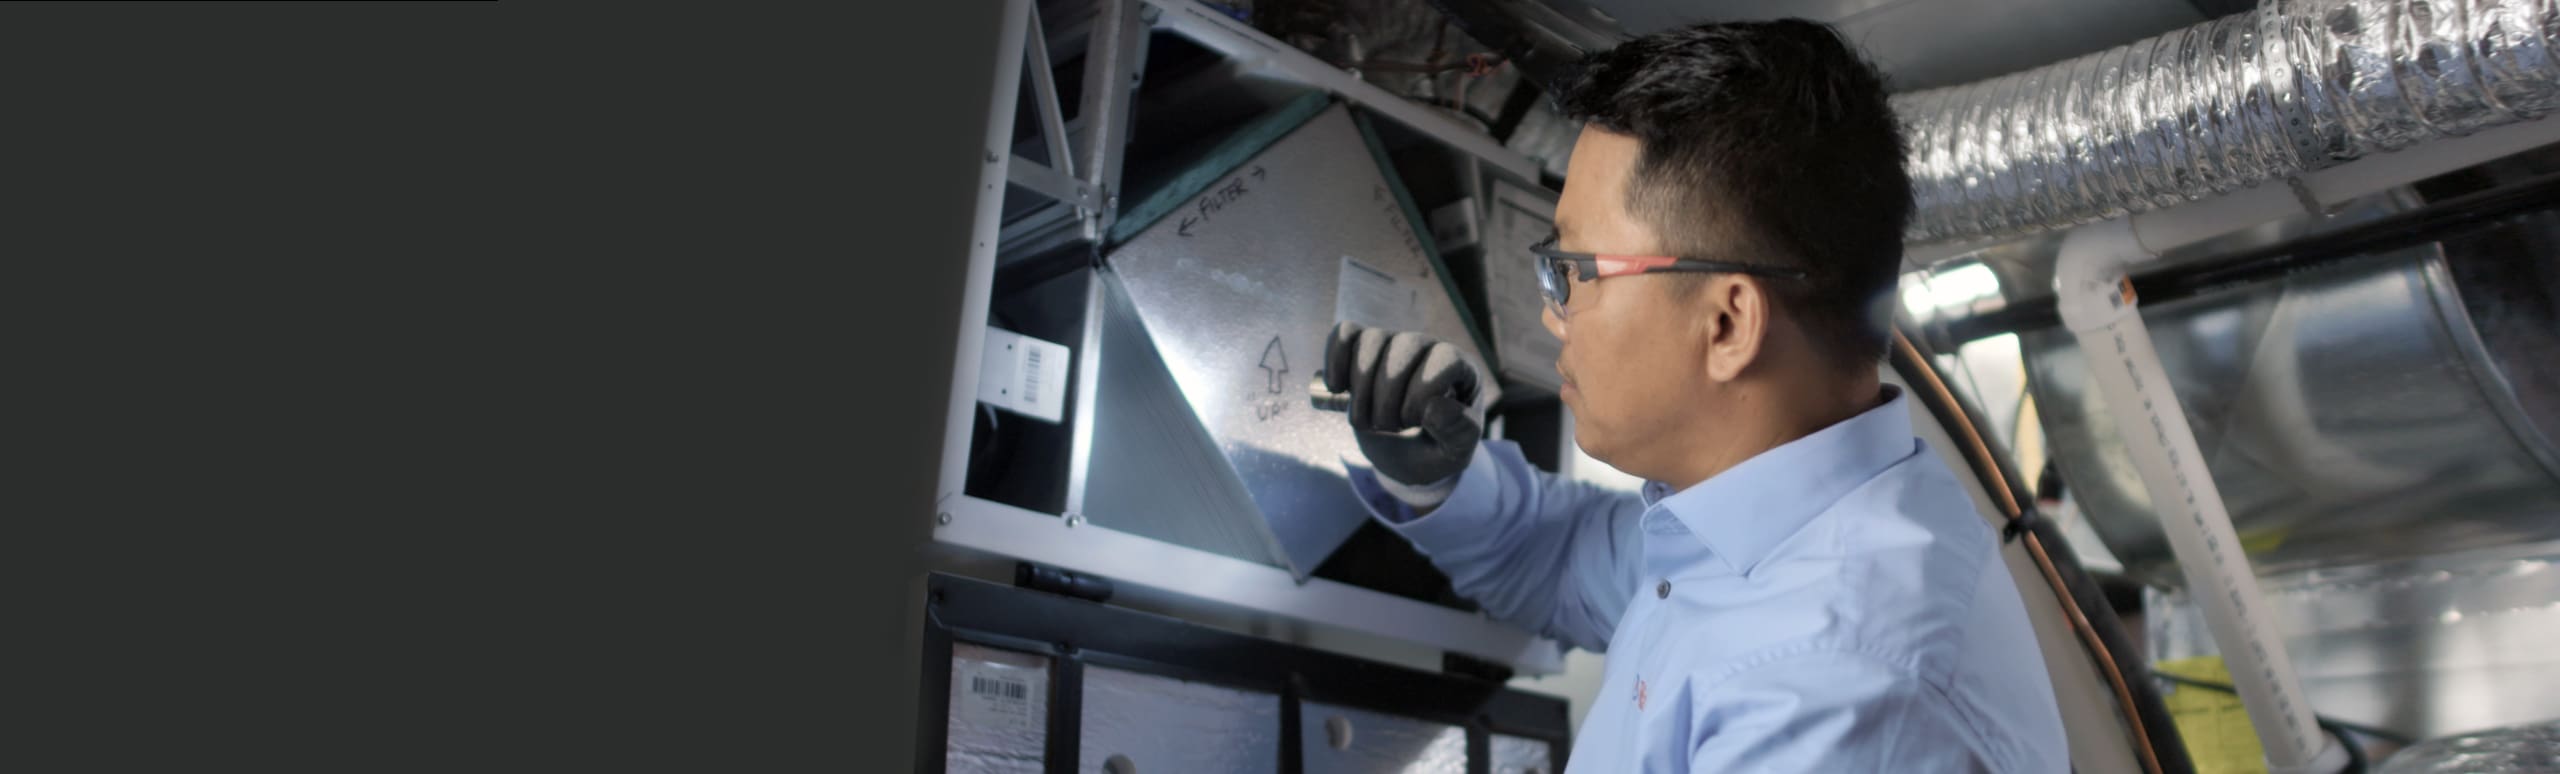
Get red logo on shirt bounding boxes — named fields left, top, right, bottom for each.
left=1635, top=676, right=1648, bottom=711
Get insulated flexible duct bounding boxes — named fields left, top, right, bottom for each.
left=1898, top=0, right=2560, bottom=246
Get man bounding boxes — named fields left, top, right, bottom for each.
left=1323, top=20, right=2068, bottom=772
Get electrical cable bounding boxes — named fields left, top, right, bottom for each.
left=1893, top=329, right=2189, bottom=774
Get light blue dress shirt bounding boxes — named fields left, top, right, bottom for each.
left=1346, top=387, right=2069, bottom=772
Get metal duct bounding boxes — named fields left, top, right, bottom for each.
left=1898, top=0, right=2560, bottom=246
left=2377, top=717, right=2560, bottom=773
left=1083, top=96, right=1498, bottom=581
left=2148, top=541, right=2560, bottom=747
left=1299, top=701, right=1470, bottom=773
left=1081, top=664, right=1284, bottom=773
left=2022, top=203, right=2560, bottom=584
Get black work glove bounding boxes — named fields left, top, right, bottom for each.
left=1324, top=322, right=1485, bottom=498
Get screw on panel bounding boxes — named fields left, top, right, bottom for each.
left=1064, top=512, right=1085, bottom=528
left=1325, top=715, right=1355, bottom=750
left=986, top=150, right=1000, bottom=163
left=937, top=511, right=953, bottom=525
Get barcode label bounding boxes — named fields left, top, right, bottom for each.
left=951, top=651, right=1047, bottom=744
left=949, top=646, right=1049, bottom=765
left=972, top=675, right=1030, bottom=701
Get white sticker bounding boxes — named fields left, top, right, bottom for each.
left=952, top=657, right=1049, bottom=739
left=977, top=327, right=1072, bottom=424
left=1334, top=255, right=1425, bottom=334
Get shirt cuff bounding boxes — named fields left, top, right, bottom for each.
left=1344, top=442, right=1507, bottom=536
left=1371, top=470, right=1460, bottom=510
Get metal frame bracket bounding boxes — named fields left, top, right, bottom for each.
left=1006, top=0, right=1149, bottom=237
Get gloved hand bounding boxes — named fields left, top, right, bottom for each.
left=1324, top=322, right=1484, bottom=505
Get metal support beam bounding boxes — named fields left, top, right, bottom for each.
left=1063, top=275, right=1106, bottom=520
left=1022, top=3, right=1074, bottom=181
left=940, top=0, right=1033, bottom=513
left=1006, top=154, right=1102, bottom=212
left=934, top=493, right=1567, bottom=675
left=1075, top=0, right=1148, bottom=241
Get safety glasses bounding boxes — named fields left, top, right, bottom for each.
left=1529, top=234, right=1810, bottom=316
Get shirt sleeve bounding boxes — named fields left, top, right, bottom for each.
left=1689, top=652, right=2002, bottom=773
left=1344, top=439, right=1647, bottom=653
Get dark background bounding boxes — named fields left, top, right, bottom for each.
left=12, top=3, right=997, bottom=770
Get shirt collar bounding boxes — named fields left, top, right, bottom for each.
left=1641, top=385, right=1917, bottom=577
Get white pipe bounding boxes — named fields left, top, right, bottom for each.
left=2055, top=219, right=2346, bottom=774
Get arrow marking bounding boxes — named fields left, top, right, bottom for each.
left=1258, top=336, right=1288, bottom=394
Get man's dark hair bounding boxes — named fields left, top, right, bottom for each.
left=1558, top=19, right=1911, bottom=371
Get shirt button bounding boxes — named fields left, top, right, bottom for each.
left=1656, top=579, right=1672, bottom=599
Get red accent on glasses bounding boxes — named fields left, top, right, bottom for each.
left=1593, top=254, right=1681, bottom=276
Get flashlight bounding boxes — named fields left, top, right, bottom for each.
left=1309, top=373, right=1352, bottom=413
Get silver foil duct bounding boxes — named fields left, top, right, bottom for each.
left=2379, top=718, right=2560, bottom=772
left=1897, top=0, right=2560, bottom=246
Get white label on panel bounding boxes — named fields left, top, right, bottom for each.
left=1335, top=255, right=1426, bottom=334
left=976, top=327, right=1072, bottom=424
left=952, top=656, right=1048, bottom=739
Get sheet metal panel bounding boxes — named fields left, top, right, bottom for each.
left=1489, top=732, right=1556, bottom=774
left=1299, top=700, right=1469, bottom=774
left=1079, top=664, right=1281, bottom=774
left=1098, top=102, right=1496, bottom=578
left=1082, top=268, right=1291, bottom=568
